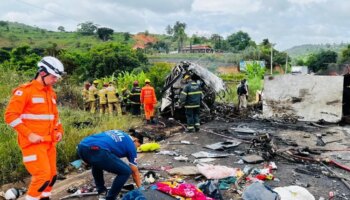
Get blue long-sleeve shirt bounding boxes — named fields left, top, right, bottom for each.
left=79, top=130, right=138, bottom=166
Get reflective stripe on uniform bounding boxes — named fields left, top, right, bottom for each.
left=9, top=118, right=23, bottom=127
left=20, top=114, right=54, bottom=120
left=185, top=105, right=200, bottom=108
left=32, top=97, right=44, bottom=103
left=181, top=91, right=187, bottom=95
left=23, top=155, right=37, bottom=162
left=188, top=91, right=202, bottom=95
left=25, top=194, right=40, bottom=200
left=41, top=192, right=52, bottom=197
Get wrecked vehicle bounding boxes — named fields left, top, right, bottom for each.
left=160, top=61, right=226, bottom=120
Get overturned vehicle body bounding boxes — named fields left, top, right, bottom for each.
left=160, top=62, right=226, bottom=120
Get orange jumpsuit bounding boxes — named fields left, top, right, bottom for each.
left=4, top=80, right=63, bottom=200
left=140, top=84, right=157, bottom=120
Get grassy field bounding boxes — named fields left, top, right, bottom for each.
left=0, top=21, right=133, bottom=50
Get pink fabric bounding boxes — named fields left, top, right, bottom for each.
left=197, top=164, right=240, bottom=179
left=156, top=182, right=213, bottom=200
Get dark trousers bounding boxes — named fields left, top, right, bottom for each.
left=185, top=107, right=200, bottom=130
left=131, top=104, right=141, bottom=115
left=77, top=145, right=131, bottom=200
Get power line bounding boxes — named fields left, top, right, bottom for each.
left=13, top=0, right=81, bottom=23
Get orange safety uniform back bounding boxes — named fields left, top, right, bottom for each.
left=4, top=80, right=63, bottom=148
left=140, top=85, right=157, bottom=104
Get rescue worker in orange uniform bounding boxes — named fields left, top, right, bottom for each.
left=140, top=79, right=157, bottom=124
left=4, top=56, right=65, bottom=200
left=98, top=83, right=108, bottom=115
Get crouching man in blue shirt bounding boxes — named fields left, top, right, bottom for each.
left=77, top=130, right=143, bottom=200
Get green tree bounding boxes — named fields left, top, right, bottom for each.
left=210, top=34, right=223, bottom=50
left=152, top=41, right=169, bottom=53
left=57, top=26, right=65, bottom=32
left=261, top=38, right=270, bottom=46
left=246, top=61, right=266, bottom=79
left=0, top=21, right=9, bottom=31
left=10, top=45, right=40, bottom=72
left=97, top=27, right=114, bottom=41
left=227, top=31, right=251, bottom=52
left=273, top=51, right=290, bottom=67
left=144, top=30, right=149, bottom=36
left=77, top=21, right=98, bottom=35
left=123, top=32, right=131, bottom=42
left=86, top=43, right=148, bottom=79
left=295, top=58, right=305, bottom=66
left=165, top=25, right=173, bottom=35
left=172, top=21, right=187, bottom=52
left=45, top=43, right=63, bottom=57
left=0, top=49, right=10, bottom=63
left=306, top=50, right=338, bottom=72
left=340, top=45, right=350, bottom=64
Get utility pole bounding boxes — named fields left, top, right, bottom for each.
left=270, top=44, right=275, bottom=75
left=285, top=55, right=288, bottom=74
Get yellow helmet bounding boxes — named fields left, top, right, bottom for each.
left=145, top=79, right=151, bottom=83
left=183, top=75, right=190, bottom=80
left=93, top=80, right=99, bottom=84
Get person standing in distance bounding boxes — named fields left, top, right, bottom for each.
left=4, top=56, right=65, bottom=200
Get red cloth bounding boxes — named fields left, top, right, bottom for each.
left=156, top=182, right=213, bottom=200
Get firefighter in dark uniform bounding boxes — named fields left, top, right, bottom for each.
left=180, top=75, right=203, bottom=132
left=129, top=81, right=142, bottom=115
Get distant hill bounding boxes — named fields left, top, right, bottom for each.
left=0, top=21, right=133, bottom=50
left=284, top=43, right=349, bottom=59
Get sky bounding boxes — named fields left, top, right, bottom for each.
left=1, top=0, right=350, bottom=50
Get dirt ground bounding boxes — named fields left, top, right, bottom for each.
left=7, top=117, right=350, bottom=200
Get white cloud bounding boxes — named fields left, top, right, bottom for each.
left=0, top=0, right=350, bottom=50
left=288, top=0, right=328, bottom=5
left=192, top=0, right=262, bottom=14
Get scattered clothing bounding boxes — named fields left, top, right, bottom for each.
left=155, top=182, right=214, bottom=200
left=197, top=164, right=241, bottom=179
left=242, top=182, right=279, bottom=200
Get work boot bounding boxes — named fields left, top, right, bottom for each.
left=98, top=191, right=107, bottom=200
left=146, top=120, right=151, bottom=124
left=151, top=118, right=157, bottom=124
left=39, top=198, right=50, bottom=200
left=186, top=129, right=194, bottom=133
left=195, top=127, right=200, bottom=132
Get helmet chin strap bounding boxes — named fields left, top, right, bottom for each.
left=40, top=72, right=50, bottom=86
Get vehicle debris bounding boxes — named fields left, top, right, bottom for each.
left=160, top=61, right=225, bottom=120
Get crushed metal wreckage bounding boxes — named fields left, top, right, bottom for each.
left=160, top=61, right=226, bottom=120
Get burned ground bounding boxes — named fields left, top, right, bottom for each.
left=8, top=111, right=350, bottom=200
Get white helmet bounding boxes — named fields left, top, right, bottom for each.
left=4, top=188, right=19, bottom=200
left=37, top=56, right=65, bottom=78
